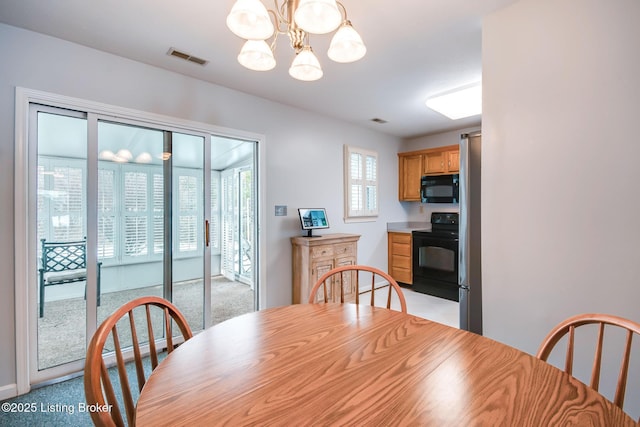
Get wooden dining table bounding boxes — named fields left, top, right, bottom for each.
left=135, top=303, right=636, bottom=426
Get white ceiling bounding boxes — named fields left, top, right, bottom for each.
left=0, top=0, right=518, bottom=139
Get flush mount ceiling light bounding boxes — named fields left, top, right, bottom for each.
left=425, top=83, right=482, bottom=120
left=226, top=0, right=366, bottom=81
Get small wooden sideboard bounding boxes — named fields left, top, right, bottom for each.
left=291, top=233, right=360, bottom=304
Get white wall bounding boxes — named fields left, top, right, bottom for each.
left=0, top=24, right=406, bottom=392
left=483, top=0, right=640, bottom=418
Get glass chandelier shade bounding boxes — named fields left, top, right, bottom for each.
left=238, top=40, right=276, bottom=71
left=293, top=0, right=342, bottom=35
left=114, top=148, right=133, bottom=163
left=327, top=21, right=366, bottom=63
left=226, top=0, right=274, bottom=40
left=289, top=46, right=323, bottom=81
left=227, top=0, right=365, bottom=80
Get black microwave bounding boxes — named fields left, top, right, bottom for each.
left=421, top=174, right=459, bottom=203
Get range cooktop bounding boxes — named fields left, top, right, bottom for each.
left=413, top=212, right=459, bottom=238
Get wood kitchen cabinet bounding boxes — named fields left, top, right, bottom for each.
left=423, top=151, right=447, bottom=174
left=387, top=232, right=412, bottom=285
left=398, top=144, right=459, bottom=200
left=447, top=149, right=460, bottom=172
left=398, top=154, right=423, bottom=201
left=291, top=234, right=360, bottom=304
left=423, top=148, right=459, bottom=175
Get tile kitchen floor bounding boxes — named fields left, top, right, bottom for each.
left=370, top=286, right=459, bottom=328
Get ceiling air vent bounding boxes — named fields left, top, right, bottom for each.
left=167, top=48, right=209, bottom=66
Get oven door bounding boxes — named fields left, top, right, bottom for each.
left=412, top=233, right=459, bottom=301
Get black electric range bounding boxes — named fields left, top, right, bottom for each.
left=411, top=212, right=460, bottom=301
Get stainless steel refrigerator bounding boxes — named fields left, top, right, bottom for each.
left=458, top=132, right=482, bottom=334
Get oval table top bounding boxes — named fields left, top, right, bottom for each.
left=135, top=303, right=635, bottom=426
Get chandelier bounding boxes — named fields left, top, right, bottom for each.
left=226, top=0, right=366, bottom=81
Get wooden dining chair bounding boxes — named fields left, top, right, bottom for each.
left=84, top=296, right=193, bottom=427
left=308, top=265, right=407, bottom=313
left=536, top=313, right=640, bottom=421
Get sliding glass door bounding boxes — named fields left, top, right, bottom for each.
left=29, top=102, right=257, bottom=384
left=94, top=122, right=208, bottom=333
left=94, top=121, right=169, bottom=334
left=34, top=108, right=89, bottom=371
left=170, top=132, right=206, bottom=331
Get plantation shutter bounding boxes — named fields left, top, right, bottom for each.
left=350, top=152, right=363, bottom=213
left=97, top=167, right=116, bottom=260
left=36, top=163, right=48, bottom=248
left=177, top=174, right=199, bottom=252
left=123, top=171, right=148, bottom=257
left=52, top=165, right=84, bottom=241
left=211, top=171, right=221, bottom=254
left=221, top=169, right=236, bottom=281
left=365, top=154, right=378, bottom=212
left=153, top=173, right=164, bottom=255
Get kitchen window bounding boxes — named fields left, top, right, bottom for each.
left=344, top=145, right=378, bottom=221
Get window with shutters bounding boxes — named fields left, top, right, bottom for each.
left=36, top=158, right=86, bottom=252
left=37, top=157, right=212, bottom=264
left=344, top=145, right=378, bottom=221
left=97, top=163, right=163, bottom=264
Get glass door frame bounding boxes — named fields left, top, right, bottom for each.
left=14, top=87, right=265, bottom=392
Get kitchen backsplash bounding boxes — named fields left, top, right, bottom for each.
left=402, top=202, right=459, bottom=222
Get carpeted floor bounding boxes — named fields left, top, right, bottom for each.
left=38, top=276, right=254, bottom=369
left=0, top=356, right=163, bottom=427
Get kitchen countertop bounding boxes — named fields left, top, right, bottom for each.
left=386, top=222, right=431, bottom=233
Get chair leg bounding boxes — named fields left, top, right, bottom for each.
left=39, top=275, right=45, bottom=318
left=84, top=283, right=101, bottom=306
left=97, top=263, right=101, bottom=306
left=83, top=264, right=101, bottom=306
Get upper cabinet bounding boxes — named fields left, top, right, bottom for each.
left=448, top=149, right=460, bottom=173
left=398, top=154, right=423, bottom=201
left=398, top=144, right=459, bottom=201
left=424, top=148, right=459, bottom=175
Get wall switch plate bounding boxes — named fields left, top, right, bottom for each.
left=275, top=205, right=287, bottom=216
